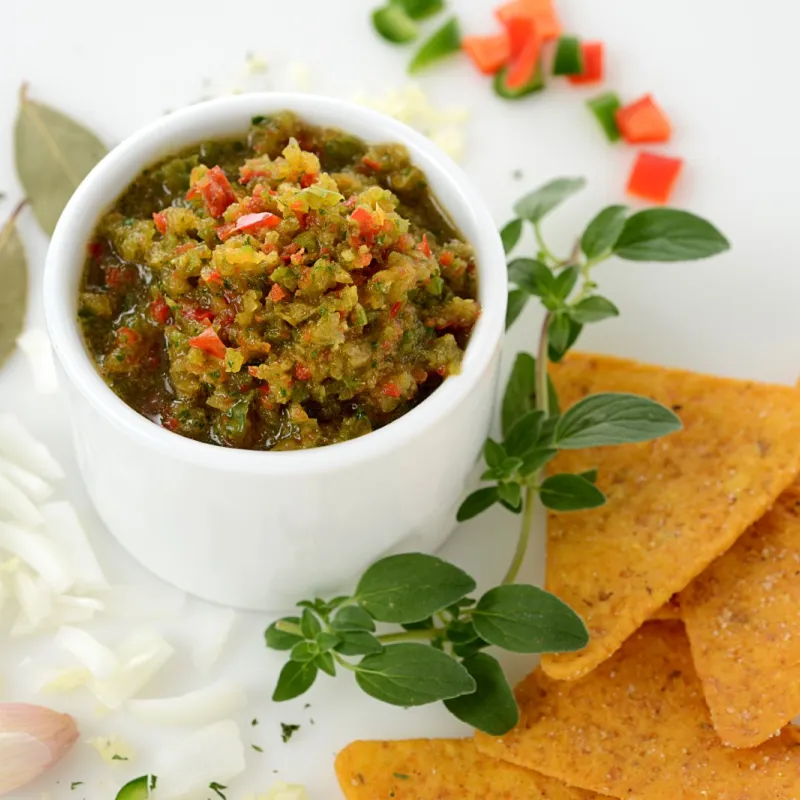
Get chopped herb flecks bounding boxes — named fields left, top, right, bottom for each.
left=281, top=722, right=301, bottom=743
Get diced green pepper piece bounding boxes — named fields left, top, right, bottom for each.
left=409, top=17, right=461, bottom=73
left=553, top=36, right=583, bottom=76
left=493, top=61, right=546, bottom=100
left=373, top=4, right=419, bottom=44
left=393, top=0, right=445, bottom=20
left=587, top=92, right=622, bottom=142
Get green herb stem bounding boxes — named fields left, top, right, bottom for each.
left=534, top=222, right=561, bottom=266
left=333, top=653, right=358, bottom=672
left=378, top=628, right=440, bottom=644
left=275, top=620, right=303, bottom=638
left=503, top=311, right=551, bottom=585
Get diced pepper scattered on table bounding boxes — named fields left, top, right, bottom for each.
left=616, top=94, right=672, bottom=143
left=627, top=152, right=684, bottom=204
left=568, top=41, right=604, bottom=84
left=587, top=92, right=622, bottom=142
left=368, top=0, right=688, bottom=205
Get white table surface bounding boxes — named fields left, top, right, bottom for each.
left=2, top=0, right=798, bottom=796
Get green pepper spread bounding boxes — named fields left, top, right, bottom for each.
left=78, top=112, right=480, bottom=450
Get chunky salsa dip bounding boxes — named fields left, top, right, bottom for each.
left=78, top=112, right=480, bottom=450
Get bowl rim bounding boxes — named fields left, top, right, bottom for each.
left=44, top=92, right=507, bottom=476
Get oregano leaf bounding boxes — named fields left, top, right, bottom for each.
left=472, top=584, right=589, bottom=653
left=355, top=553, right=476, bottom=623
left=444, top=653, right=520, bottom=735
left=355, top=644, right=476, bottom=706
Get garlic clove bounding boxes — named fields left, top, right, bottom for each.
left=0, top=704, right=79, bottom=795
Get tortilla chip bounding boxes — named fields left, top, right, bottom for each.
left=680, top=478, right=800, bottom=747
left=476, top=621, right=800, bottom=799
left=650, top=596, right=682, bottom=621
left=541, top=352, right=800, bottom=681
left=335, top=738, right=602, bottom=800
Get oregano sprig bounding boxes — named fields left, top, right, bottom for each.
left=265, top=177, right=729, bottom=735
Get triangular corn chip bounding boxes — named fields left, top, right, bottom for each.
left=541, top=352, right=800, bottom=680
left=681, top=478, right=800, bottom=747
left=335, top=738, right=602, bottom=799
left=477, top=621, right=800, bottom=799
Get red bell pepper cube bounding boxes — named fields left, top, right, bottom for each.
left=495, top=0, right=561, bottom=40
left=616, top=94, right=672, bottom=143
left=504, top=16, right=541, bottom=90
left=568, top=41, right=604, bottom=85
left=627, top=152, right=684, bottom=204
left=462, top=32, right=510, bottom=75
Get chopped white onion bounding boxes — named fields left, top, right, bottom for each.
left=40, top=502, right=107, bottom=589
left=35, top=665, right=91, bottom=694
left=0, top=457, right=53, bottom=504
left=151, top=720, right=245, bottom=800
left=90, top=629, right=174, bottom=709
left=191, top=606, right=236, bottom=672
left=13, top=571, right=53, bottom=627
left=16, top=329, right=59, bottom=395
left=0, top=523, right=74, bottom=593
left=90, top=584, right=185, bottom=619
left=55, top=626, right=119, bottom=680
left=128, top=679, right=247, bottom=727
left=0, top=414, right=64, bottom=480
left=264, top=782, right=309, bottom=800
left=11, top=604, right=97, bottom=637
left=0, top=473, right=44, bottom=527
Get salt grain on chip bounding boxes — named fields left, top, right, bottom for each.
left=681, top=478, right=800, bottom=748
left=476, top=621, right=800, bottom=799
left=541, top=352, right=800, bottom=681
left=336, top=739, right=602, bottom=800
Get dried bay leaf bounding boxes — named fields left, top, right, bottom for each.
left=14, top=85, right=107, bottom=236
left=0, top=201, right=29, bottom=370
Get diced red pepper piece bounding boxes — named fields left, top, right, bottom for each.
left=568, top=41, right=604, bottom=85
left=116, top=327, right=141, bottom=346
left=440, top=251, right=454, bottom=267
left=189, top=166, right=237, bottom=218
left=268, top=283, right=288, bottom=303
left=174, top=242, right=196, bottom=255
left=462, top=32, right=510, bottom=75
left=418, top=234, right=432, bottom=257
left=184, top=307, right=216, bottom=324
left=105, top=266, right=135, bottom=290
left=294, top=363, right=312, bottom=381
left=496, top=0, right=561, bottom=40
left=150, top=295, right=170, bottom=325
left=216, top=221, right=238, bottom=241
left=204, top=270, right=223, bottom=285
left=616, top=94, right=672, bottom=144
left=152, top=212, right=168, bottom=235
left=390, top=302, right=402, bottom=319
left=382, top=382, right=402, bottom=398
left=188, top=326, right=226, bottom=359
left=350, top=207, right=376, bottom=237
left=236, top=211, right=282, bottom=232
left=300, top=173, right=315, bottom=188
left=361, top=156, right=383, bottom=171
left=504, top=17, right=541, bottom=90
left=626, top=152, right=684, bottom=204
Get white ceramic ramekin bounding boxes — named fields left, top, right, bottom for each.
left=44, top=93, right=507, bottom=611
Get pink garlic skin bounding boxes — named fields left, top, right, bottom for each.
left=0, top=704, right=79, bottom=795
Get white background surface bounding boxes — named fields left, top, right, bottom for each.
left=1, top=0, right=796, bottom=796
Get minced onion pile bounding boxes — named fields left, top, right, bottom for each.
left=0, top=332, right=294, bottom=798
